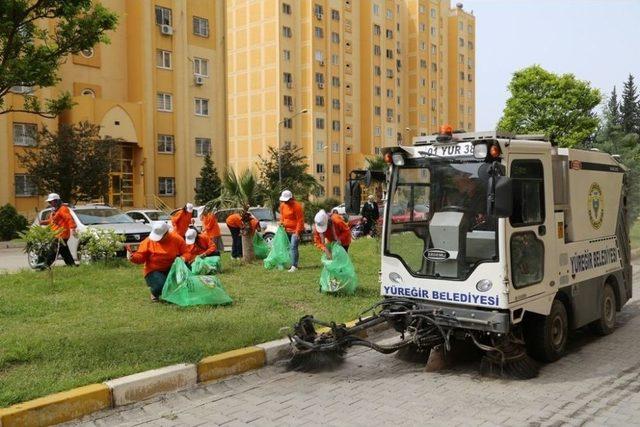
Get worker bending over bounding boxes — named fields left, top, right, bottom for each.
left=313, top=209, right=352, bottom=259
left=128, top=222, right=188, bottom=301
left=226, top=211, right=261, bottom=259
left=44, top=193, right=77, bottom=267
left=183, top=228, right=219, bottom=264
left=171, top=203, right=195, bottom=237
left=279, top=190, right=305, bottom=272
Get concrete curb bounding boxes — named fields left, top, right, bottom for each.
left=105, top=363, right=197, bottom=407
left=197, top=347, right=266, bottom=383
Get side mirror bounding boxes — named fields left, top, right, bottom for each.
left=344, top=179, right=362, bottom=215
left=490, top=176, right=513, bottom=218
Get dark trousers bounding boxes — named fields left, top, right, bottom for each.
left=47, top=239, right=76, bottom=266
left=229, top=227, right=242, bottom=258
left=145, top=270, right=168, bottom=298
left=362, top=218, right=375, bottom=236
left=343, top=245, right=349, bottom=253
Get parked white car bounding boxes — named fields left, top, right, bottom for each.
left=125, top=209, right=172, bottom=228
left=30, top=204, right=152, bottom=268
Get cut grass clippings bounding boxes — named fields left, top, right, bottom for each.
left=0, top=238, right=382, bottom=407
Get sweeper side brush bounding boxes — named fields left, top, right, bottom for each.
left=286, top=297, right=539, bottom=379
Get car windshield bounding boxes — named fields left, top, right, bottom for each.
left=146, top=211, right=170, bottom=221
left=385, top=158, right=498, bottom=280
left=75, top=208, right=135, bottom=225
left=251, top=208, right=275, bottom=221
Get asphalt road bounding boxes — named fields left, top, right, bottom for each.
left=0, top=246, right=67, bottom=273
left=67, top=263, right=640, bottom=426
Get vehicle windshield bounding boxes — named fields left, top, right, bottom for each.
left=251, top=208, right=275, bottom=221
left=385, top=158, right=498, bottom=280
left=146, top=211, right=170, bottom=221
left=75, top=208, right=135, bottom=225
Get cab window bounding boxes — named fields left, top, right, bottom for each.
left=510, top=231, right=544, bottom=288
left=510, top=160, right=544, bottom=227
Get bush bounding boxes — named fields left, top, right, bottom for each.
left=0, top=204, right=29, bottom=241
left=303, top=198, right=341, bottom=224
left=78, top=228, right=125, bottom=262
left=21, top=225, right=58, bottom=267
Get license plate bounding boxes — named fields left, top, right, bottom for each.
left=418, top=141, right=474, bottom=158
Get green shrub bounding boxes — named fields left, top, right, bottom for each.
left=304, top=198, right=341, bottom=224
left=0, top=204, right=29, bottom=241
left=21, top=225, right=57, bottom=262
left=78, top=229, right=125, bottom=262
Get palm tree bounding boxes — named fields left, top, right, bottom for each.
left=207, top=168, right=262, bottom=262
left=365, top=156, right=386, bottom=202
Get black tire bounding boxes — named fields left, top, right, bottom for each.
left=525, top=299, right=568, bottom=363
left=589, top=283, right=617, bottom=336
left=262, top=233, right=275, bottom=246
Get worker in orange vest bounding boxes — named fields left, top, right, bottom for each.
left=201, top=209, right=224, bottom=252
left=128, top=222, right=188, bottom=301
left=226, top=210, right=261, bottom=259
left=183, top=228, right=219, bottom=264
left=44, top=193, right=77, bottom=267
left=279, top=190, right=304, bottom=272
left=171, top=203, right=195, bottom=237
left=313, top=209, right=352, bottom=258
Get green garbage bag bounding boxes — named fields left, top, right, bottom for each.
left=191, top=255, right=222, bottom=275
left=319, top=243, right=358, bottom=295
left=161, top=258, right=232, bottom=307
left=263, top=226, right=291, bottom=270
left=253, top=233, right=270, bottom=260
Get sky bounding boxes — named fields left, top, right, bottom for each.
left=460, top=0, right=640, bottom=130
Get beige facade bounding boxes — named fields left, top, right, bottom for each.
left=1, top=0, right=474, bottom=217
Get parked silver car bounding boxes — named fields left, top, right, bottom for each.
left=125, top=209, right=172, bottom=228
left=29, top=205, right=151, bottom=268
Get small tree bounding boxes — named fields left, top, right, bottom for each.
left=18, top=122, right=117, bottom=203
left=498, top=65, right=601, bottom=147
left=0, top=1, right=118, bottom=117
left=194, top=153, right=222, bottom=205
left=620, top=74, right=640, bottom=135
left=257, top=145, right=320, bottom=215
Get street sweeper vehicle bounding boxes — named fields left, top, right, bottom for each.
left=288, top=128, right=633, bottom=378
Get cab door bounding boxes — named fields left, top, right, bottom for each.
left=506, top=153, right=557, bottom=306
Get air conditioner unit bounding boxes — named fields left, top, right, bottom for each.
left=160, top=24, right=173, bottom=35
left=317, top=82, right=324, bottom=89
left=315, top=12, right=323, bottom=20
left=194, top=75, right=205, bottom=86
left=286, top=82, right=293, bottom=89
left=319, top=175, right=325, bottom=181
left=9, top=85, right=33, bottom=94
left=345, top=146, right=352, bottom=154
left=387, top=116, right=393, bottom=122
left=319, top=61, right=324, bottom=66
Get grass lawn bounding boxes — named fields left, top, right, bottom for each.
left=0, top=238, right=383, bottom=408
left=631, top=220, right=640, bottom=249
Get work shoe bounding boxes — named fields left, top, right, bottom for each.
left=288, top=266, right=298, bottom=273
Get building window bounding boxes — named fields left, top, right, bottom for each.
left=431, top=8, right=436, bottom=18
left=195, top=137, right=212, bottom=156
left=386, top=49, right=393, bottom=59
left=158, top=177, right=175, bottom=196
left=420, top=23, right=426, bottom=32
left=468, top=41, right=474, bottom=50
left=386, top=108, right=394, bottom=118
left=315, top=95, right=324, bottom=106
left=431, top=80, right=437, bottom=89
left=195, top=98, right=209, bottom=116
left=315, top=118, right=325, bottom=129
left=315, top=26, right=324, bottom=38
left=332, top=165, right=341, bottom=174
left=193, top=57, right=209, bottom=76
left=430, top=27, right=436, bottom=36
left=283, top=72, right=293, bottom=85
left=81, top=88, right=95, bottom=97
left=374, top=106, right=381, bottom=116
left=155, top=6, right=172, bottom=26
left=373, top=24, right=381, bottom=36
left=314, top=50, right=324, bottom=62
left=316, top=163, right=325, bottom=173
left=460, top=71, right=465, bottom=81
left=332, top=186, right=341, bottom=196
left=314, top=4, right=324, bottom=17
left=332, top=99, right=340, bottom=109
left=13, top=122, right=37, bottom=146
left=157, top=92, right=173, bottom=112
left=283, top=49, right=291, bottom=61
left=331, top=76, right=340, bottom=87
left=156, top=49, right=172, bottom=69
left=14, top=174, right=37, bottom=197
left=374, top=86, right=381, bottom=96
left=374, top=65, right=381, bottom=76
left=386, top=127, right=393, bottom=137
left=331, top=32, right=340, bottom=43
left=316, top=140, right=325, bottom=151
left=331, top=54, right=339, bottom=65
left=80, top=48, right=94, bottom=58
left=332, top=142, right=340, bottom=153
left=315, top=72, right=324, bottom=84
left=420, top=59, right=427, bottom=68
left=386, top=8, right=393, bottom=19
left=386, top=69, right=394, bottom=78
left=283, top=118, right=293, bottom=129
left=374, top=126, right=381, bottom=136
left=373, top=4, right=380, bottom=15
left=459, top=37, right=464, bottom=47
left=373, top=45, right=381, bottom=56
left=331, top=9, right=340, bottom=20
left=419, top=4, right=426, bottom=13
left=157, top=134, right=175, bottom=153
left=193, top=16, right=209, bottom=37
left=386, top=29, right=393, bottom=39
left=284, top=95, right=293, bottom=107
left=282, top=26, right=292, bottom=38
left=374, top=147, right=382, bottom=155
left=282, top=3, right=292, bottom=14
left=332, top=120, right=341, bottom=131
left=431, top=63, right=437, bottom=72
left=386, top=88, right=393, bottom=98
left=468, top=73, right=473, bottom=82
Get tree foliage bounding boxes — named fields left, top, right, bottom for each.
left=620, top=74, right=640, bottom=135
left=498, top=65, right=601, bottom=147
left=18, top=121, right=118, bottom=203
left=0, top=0, right=118, bottom=117
left=194, top=153, right=222, bottom=205
left=257, top=145, right=320, bottom=213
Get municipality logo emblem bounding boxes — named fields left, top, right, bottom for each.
left=588, top=182, right=603, bottom=229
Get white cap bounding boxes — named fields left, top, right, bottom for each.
left=185, top=203, right=194, bottom=213
left=314, top=209, right=329, bottom=233
left=368, top=195, right=375, bottom=201
left=279, top=190, right=293, bottom=202
left=149, top=222, right=169, bottom=242
left=46, top=193, right=61, bottom=202
left=185, top=228, right=197, bottom=245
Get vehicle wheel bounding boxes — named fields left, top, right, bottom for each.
left=589, top=283, right=617, bottom=336
left=262, top=233, right=275, bottom=246
left=27, top=250, right=42, bottom=270
left=351, top=228, right=359, bottom=239
left=525, top=299, right=568, bottom=363
left=77, top=245, right=92, bottom=265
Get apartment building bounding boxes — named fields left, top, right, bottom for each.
left=226, top=0, right=475, bottom=198
left=1, top=0, right=474, bottom=216
left=0, top=0, right=227, bottom=216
